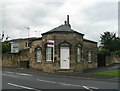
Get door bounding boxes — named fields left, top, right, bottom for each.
left=19, top=61, right=29, bottom=68
left=60, top=47, right=70, bottom=69
left=97, top=54, right=106, bottom=67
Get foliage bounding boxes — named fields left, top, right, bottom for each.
left=2, top=41, right=11, bottom=53
left=118, top=50, right=120, bottom=57
left=115, top=50, right=120, bottom=57
left=100, top=31, right=120, bottom=56
left=99, top=48, right=110, bottom=56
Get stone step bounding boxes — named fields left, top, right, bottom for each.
left=57, top=69, right=74, bottom=73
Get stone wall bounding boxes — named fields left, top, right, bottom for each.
left=2, top=53, right=18, bottom=67
left=106, top=55, right=120, bottom=66
left=29, top=32, right=97, bottom=72
left=83, top=40, right=97, bottom=69
left=2, top=49, right=30, bottom=68
left=17, top=49, right=30, bottom=68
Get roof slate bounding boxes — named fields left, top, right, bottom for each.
left=41, top=24, right=84, bottom=36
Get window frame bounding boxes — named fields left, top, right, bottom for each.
left=35, top=47, right=42, bottom=63
left=88, top=49, right=92, bottom=63
left=46, top=47, right=53, bottom=62
left=77, top=44, right=82, bottom=63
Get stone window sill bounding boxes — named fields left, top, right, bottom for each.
left=88, top=62, right=92, bottom=63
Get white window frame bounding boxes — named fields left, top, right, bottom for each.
left=46, top=47, right=53, bottom=62
left=36, top=48, right=42, bottom=63
left=77, top=44, right=82, bottom=62
left=88, top=49, right=92, bottom=63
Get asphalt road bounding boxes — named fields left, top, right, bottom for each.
left=1, top=68, right=119, bottom=91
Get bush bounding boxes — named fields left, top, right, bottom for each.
left=99, top=48, right=110, bottom=56
left=2, top=41, right=11, bottom=53
left=115, top=50, right=120, bottom=57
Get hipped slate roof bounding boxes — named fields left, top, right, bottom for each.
left=41, top=24, right=84, bottom=36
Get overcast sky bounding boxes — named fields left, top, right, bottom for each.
left=0, top=0, right=119, bottom=44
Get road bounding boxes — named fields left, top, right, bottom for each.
left=1, top=68, right=119, bottom=91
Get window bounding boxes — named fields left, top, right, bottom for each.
left=25, top=42, right=28, bottom=47
left=77, top=44, right=82, bottom=62
left=46, top=47, right=53, bottom=61
left=88, top=49, right=92, bottom=63
left=35, top=48, right=42, bottom=62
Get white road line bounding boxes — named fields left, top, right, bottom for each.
left=58, top=82, right=81, bottom=87
left=3, top=73, right=19, bottom=78
left=37, top=79, right=98, bottom=89
left=87, top=86, right=98, bottom=89
left=37, top=79, right=56, bottom=84
left=17, top=73, right=33, bottom=76
left=8, top=82, right=41, bottom=91
left=5, top=71, right=14, bottom=74
left=37, top=79, right=82, bottom=87
left=83, top=86, right=94, bottom=91
left=4, top=71, right=33, bottom=77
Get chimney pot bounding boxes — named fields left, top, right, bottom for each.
left=64, top=21, right=67, bottom=25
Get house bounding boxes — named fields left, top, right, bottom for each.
left=28, top=15, right=97, bottom=72
left=2, top=15, right=98, bottom=73
left=2, top=37, right=37, bottom=68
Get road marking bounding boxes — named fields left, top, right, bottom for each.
left=37, top=79, right=98, bottom=90
left=58, top=82, right=81, bottom=87
left=8, top=82, right=41, bottom=91
left=83, top=86, right=96, bottom=91
left=37, top=79, right=56, bottom=84
left=5, top=71, right=14, bottom=74
left=17, top=73, right=33, bottom=76
left=4, top=71, right=33, bottom=77
left=87, top=86, right=98, bottom=89
left=37, top=79, right=82, bottom=87
left=3, top=73, right=19, bottom=78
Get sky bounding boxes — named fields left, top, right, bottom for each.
left=0, top=0, right=119, bottom=45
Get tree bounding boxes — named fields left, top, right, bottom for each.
left=2, top=41, right=11, bottom=53
left=99, top=31, right=120, bottom=57
left=99, top=48, right=110, bottom=56
left=100, top=31, right=119, bottom=52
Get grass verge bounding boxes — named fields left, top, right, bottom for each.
left=92, top=69, right=120, bottom=77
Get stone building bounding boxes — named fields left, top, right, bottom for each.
left=2, top=38, right=37, bottom=68
left=2, top=15, right=98, bottom=73
left=28, top=15, right=97, bottom=72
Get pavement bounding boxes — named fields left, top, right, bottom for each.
left=2, top=63, right=120, bottom=82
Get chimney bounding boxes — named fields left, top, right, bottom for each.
left=64, top=15, right=71, bottom=28
left=67, top=15, right=71, bottom=28
left=67, top=15, right=69, bottom=25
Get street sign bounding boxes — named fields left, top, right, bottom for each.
left=47, top=40, right=54, bottom=47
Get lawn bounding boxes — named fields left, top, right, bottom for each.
left=92, top=69, right=120, bottom=77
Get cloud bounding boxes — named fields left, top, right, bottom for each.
left=84, top=2, right=118, bottom=22
left=71, top=2, right=118, bottom=42
left=1, top=0, right=118, bottom=44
